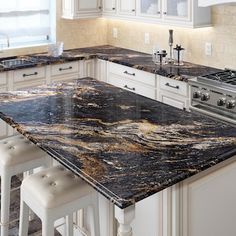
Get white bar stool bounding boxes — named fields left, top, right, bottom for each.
left=19, top=165, right=100, bottom=236
left=0, top=134, right=50, bottom=236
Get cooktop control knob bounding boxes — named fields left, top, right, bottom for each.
left=217, top=98, right=226, bottom=106
left=193, top=91, right=201, bottom=99
left=201, top=93, right=210, bottom=101
left=226, top=100, right=236, bottom=109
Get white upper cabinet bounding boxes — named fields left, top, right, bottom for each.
left=103, top=0, right=117, bottom=14
left=163, top=0, right=191, bottom=21
left=118, top=0, right=136, bottom=16
left=62, top=0, right=211, bottom=28
left=137, top=0, right=161, bottom=18
left=62, top=0, right=102, bottom=19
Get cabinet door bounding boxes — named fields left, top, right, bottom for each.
left=163, top=0, right=191, bottom=21
left=77, top=0, right=101, bottom=13
left=103, top=0, right=117, bottom=14
left=138, top=0, right=161, bottom=18
left=96, top=59, right=107, bottom=82
left=131, top=193, right=163, bottom=236
left=160, top=91, right=186, bottom=110
left=182, top=157, right=236, bottom=236
left=83, top=60, right=95, bottom=78
left=118, top=0, right=136, bottom=16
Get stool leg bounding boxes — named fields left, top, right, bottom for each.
left=66, top=213, right=74, bottom=236
left=0, top=174, right=12, bottom=236
left=42, top=218, right=54, bottom=236
left=19, top=201, right=29, bottom=236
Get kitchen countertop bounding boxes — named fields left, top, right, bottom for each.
left=0, top=78, right=235, bottom=209
left=0, top=45, right=221, bottom=82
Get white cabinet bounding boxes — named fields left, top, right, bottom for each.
left=8, top=67, right=47, bottom=91
left=131, top=193, right=163, bottom=236
left=83, top=60, right=96, bottom=78
left=96, top=59, right=107, bottom=82
left=158, top=76, right=189, bottom=110
left=163, top=0, right=190, bottom=22
left=181, top=156, right=236, bottom=236
left=102, top=0, right=117, bottom=15
left=118, top=0, right=136, bottom=16
left=50, top=61, right=80, bottom=82
left=62, top=0, right=102, bottom=19
left=108, top=62, right=157, bottom=100
left=137, top=0, right=161, bottom=18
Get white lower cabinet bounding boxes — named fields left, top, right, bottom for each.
left=159, top=76, right=189, bottom=110
left=83, top=60, right=96, bottom=78
left=51, top=61, right=81, bottom=82
left=181, top=156, right=236, bottom=236
left=95, top=59, right=108, bottom=82
left=131, top=193, right=163, bottom=236
left=108, top=62, right=157, bottom=100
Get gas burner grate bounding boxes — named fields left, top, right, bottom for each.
left=202, top=69, right=236, bottom=86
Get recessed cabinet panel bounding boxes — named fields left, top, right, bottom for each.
left=78, top=0, right=101, bottom=11
left=103, top=0, right=116, bottom=13
left=139, top=0, right=161, bottom=18
left=119, top=0, right=136, bottom=15
left=163, top=0, right=191, bottom=21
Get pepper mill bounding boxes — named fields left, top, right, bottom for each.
left=168, top=29, right=174, bottom=63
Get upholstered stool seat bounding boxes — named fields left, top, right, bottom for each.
left=19, top=166, right=100, bottom=236
left=0, top=134, right=50, bottom=236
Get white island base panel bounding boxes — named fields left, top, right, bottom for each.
left=112, top=155, right=236, bottom=236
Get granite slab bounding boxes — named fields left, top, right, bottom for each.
left=0, top=45, right=221, bottom=82
left=0, top=78, right=235, bottom=209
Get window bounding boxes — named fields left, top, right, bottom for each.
left=0, top=0, right=56, bottom=49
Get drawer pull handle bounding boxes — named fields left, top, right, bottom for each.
left=124, top=71, right=135, bottom=76
left=112, top=7, right=116, bottom=10
left=23, top=72, right=38, bottom=77
left=59, top=66, right=73, bottom=71
left=165, top=83, right=179, bottom=89
left=124, top=85, right=135, bottom=91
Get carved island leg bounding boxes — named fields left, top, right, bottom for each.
left=115, top=205, right=135, bottom=236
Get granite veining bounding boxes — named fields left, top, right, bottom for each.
left=0, top=78, right=235, bottom=209
left=0, top=45, right=221, bottom=82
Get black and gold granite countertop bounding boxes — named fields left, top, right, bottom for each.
left=0, top=45, right=221, bottom=82
left=0, top=78, right=235, bottom=209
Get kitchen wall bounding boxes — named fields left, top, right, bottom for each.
left=107, top=5, right=236, bottom=69
left=0, top=0, right=107, bottom=58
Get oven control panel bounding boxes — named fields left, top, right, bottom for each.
left=191, top=85, right=236, bottom=113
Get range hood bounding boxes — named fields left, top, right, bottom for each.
left=199, top=0, right=236, bottom=6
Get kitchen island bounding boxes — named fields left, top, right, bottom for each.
left=0, top=78, right=235, bottom=236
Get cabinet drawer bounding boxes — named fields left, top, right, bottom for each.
left=159, top=91, right=188, bottom=110
left=0, top=72, right=7, bottom=86
left=14, top=67, right=46, bottom=82
left=159, top=76, right=188, bottom=96
left=109, top=62, right=156, bottom=87
left=109, top=74, right=156, bottom=100
left=51, top=62, right=79, bottom=76
left=13, top=80, right=46, bottom=91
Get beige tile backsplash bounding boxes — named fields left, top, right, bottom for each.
left=1, top=3, right=236, bottom=70
left=107, top=5, right=236, bottom=69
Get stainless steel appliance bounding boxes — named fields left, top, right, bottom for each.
left=189, top=69, right=236, bottom=125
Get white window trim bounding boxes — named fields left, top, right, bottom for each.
left=0, top=0, right=56, bottom=50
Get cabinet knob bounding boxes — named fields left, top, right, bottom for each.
left=157, top=11, right=161, bottom=14
left=112, top=7, right=116, bottom=10
left=132, top=9, right=135, bottom=12
left=163, top=12, right=167, bottom=15
left=99, top=6, right=102, bottom=10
